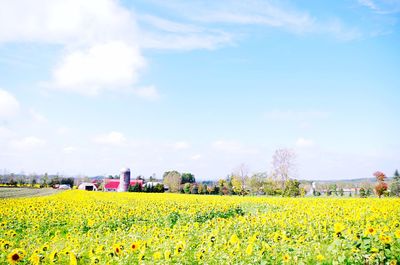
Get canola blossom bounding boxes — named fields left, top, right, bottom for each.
left=1, top=191, right=400, bottom=264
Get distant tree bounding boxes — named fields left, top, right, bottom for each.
left=190, top=184, right=198, bottom=194
left=49, top=176, right=61, bottom=187
left=283, top=179, right=301, bottom=197
left=230, top=164, right=250, bottom=195
left=248, top=172, right=267, bottom=194
left=390, top=169, right=400, bottom=197
left=9, top=178, right=17, bottom=186
left=394, top=169, right=400, bottom=180
left=374, top=171, right=388, bottom=198
left=149, top=173, right=156, bottom=182
left=30, top=178, right=37, bottom=187
left=61, top=178, right=74, bottom=188
left=231, top=176, right=245, bottom=195
left=328, top=184, right=337, bottom=196
left=198, top=183, right=205, bottom=194
left=263, top=180, right=276, bottom=196
left=163, top=171, right=182, bottom=193
left=359, top=187, right=366, bottom=198
left=154, top=183, right=164, bottom=193
left=129, top=183, right=142, bottom=192
left=183, top=183, right=191, bottom=194
left=271, top=149, right=296, bottom=190
left=181, top=173, right=195, bottom=184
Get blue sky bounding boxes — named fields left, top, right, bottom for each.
left=0, top=0, right=399, bottom=180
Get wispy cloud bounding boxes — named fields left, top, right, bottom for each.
left=145, top=0, right=363, bottom=40
left=357, top=0, right=400, bottom=14
left=11, top=136, right=46, bottom=150
left=29, top=109, right=47, bottom=123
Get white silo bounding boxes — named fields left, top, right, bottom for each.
left=118, top=168, right=130, bottom=192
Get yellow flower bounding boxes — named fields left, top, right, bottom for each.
left=245, top=244, right=253, bottom=256
left=130, top=242, right=139, bottom=252
left=87, top=219, right=95, bottom=227
left=334, top=222, right=345, bottom=235
left=112, top=244, right=123, bottom=255
left=229, top=234, right=240, bottom=245
left=174, top=242, right=185, bottom=255
left=282, top=254, right=291, bottom=263
left=7, top=249, right=25, bottom=264
left=69, top=252, right=77, bottom=265
left=164, top=250, right=172, bottom=260
left=153, top=251, right=162, bottom=260
left=49, top=251, right=58, bottom=263
left=91, top=256, right=100, bottom=264
left=29, top=254, right=41, bottom=265
left=365, top=226, right=377, bottom=236
left=1, top=240, right=12, bottom=251
left=395, top=229, right=400, bottom=239
left=316, top=254, right=324, bottom=261
left=138, top=252, right=145, bottom=261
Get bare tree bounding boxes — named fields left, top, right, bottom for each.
left=163, top=171, right=182, bottom=193
left=231, top=163, right=250, bottom=194
left=271, top=149, right=296, bottom=189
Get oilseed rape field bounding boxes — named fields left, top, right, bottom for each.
left=1, top=191, right=400, bottom=264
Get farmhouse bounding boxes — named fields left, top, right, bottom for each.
left=104, top=179, right=143, bottom=192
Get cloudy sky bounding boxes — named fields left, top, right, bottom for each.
left=0, top=0, right=399, bottom=180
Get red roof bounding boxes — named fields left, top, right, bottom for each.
left=104, top=179, right=143, bottom=190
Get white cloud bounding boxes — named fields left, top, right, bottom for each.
left=0, top=0, right=136, bottom=45
left=48, top=41, right=146, bottom=95
left=134, top=86, right=160, bottom=100
left=0, top=89, right=20, bottom=120
left=11, top=136, right=46, bottom=150
left=190, top=154, right=202, bottom=160
left=0, top=126, right=13, bottom=138
left=172, top=141, right=191, bottom=150
left=29, top=109, right=48, bottom=123
left=63, top=146, right=77, bottom=153
left=93, top=131, right=126, bottom=145
left=56, top=126, right=71, bottom=135
left=296, top=137, right=315, bottom=148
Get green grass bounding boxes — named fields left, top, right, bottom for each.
left=0, top=187, right=61, bottom=198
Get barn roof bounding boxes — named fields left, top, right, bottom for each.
left=104, top=179, right=143, bottom=190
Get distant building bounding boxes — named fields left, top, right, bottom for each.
left=78, top=182, right=98, bottom=191
left=104, top=179, right=143, bottom=192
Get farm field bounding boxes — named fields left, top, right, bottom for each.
left=0, top=188, right=61, bottom=199
left=1, top=191, right=400, bottom=264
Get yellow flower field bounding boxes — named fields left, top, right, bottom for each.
left=1, top=191, right=400, bottom=264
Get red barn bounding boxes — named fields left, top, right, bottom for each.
left=104, top=179, right=143, bottom=192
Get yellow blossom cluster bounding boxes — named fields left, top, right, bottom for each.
left=1, top=191, right=400, bottom=264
